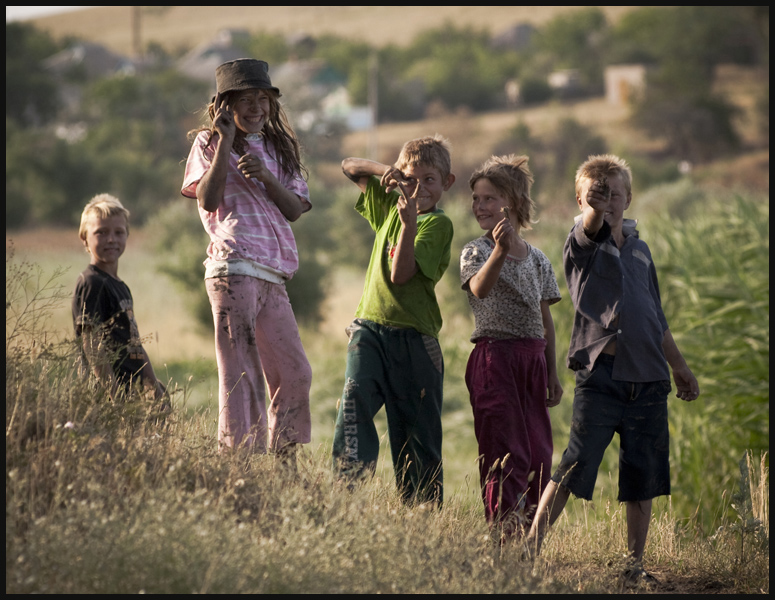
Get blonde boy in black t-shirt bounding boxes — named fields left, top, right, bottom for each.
left=72, top=194, right=166, bottom=401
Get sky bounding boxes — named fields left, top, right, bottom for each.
left=5, top=6, right=92, bottom=22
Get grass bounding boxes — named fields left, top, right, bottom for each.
left=5, top=188, right=770, bottom=593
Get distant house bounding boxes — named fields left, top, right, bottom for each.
left=43, top=42, right=135, bottom=79
left=176, top=29, right=251, bottom=86
left=604, top=64, right=648, bottom=105
left=547, top=69, right=581, bottom=98
left=273, top=60, right=372, bottom=132
left=491, top=23, right=536, bottom=51
left=319, top=85, right=373, bottom=131
left=270, top=58, right=347, bottom=97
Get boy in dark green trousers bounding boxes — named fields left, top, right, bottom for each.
left=332, top=135, right=456, bottom=504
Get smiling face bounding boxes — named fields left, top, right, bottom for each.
left=82, top=213, right=127, bottom=272
left=400, top=163, right=455, bottom=214
left=231, top=89, right=272, bottom=134
left=471, top=178, right=512, bottom=231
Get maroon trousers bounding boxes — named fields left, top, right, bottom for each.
left=465, top=337, right=553, bottom=536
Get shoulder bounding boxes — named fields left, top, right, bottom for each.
left=460, top=237, right=491, bottom=261
left=421, top=208, right=453, bottom=228
left=464, top=236, right=491, bottom=251
left=529, top=245, right=555, bottom=267
left=75, top=265, right=105, bottom=288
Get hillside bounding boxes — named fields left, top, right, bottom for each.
left=28, top=6, right=642, bottom=57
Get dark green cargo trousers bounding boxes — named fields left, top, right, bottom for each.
left=332, top=319, right=444, bottom=504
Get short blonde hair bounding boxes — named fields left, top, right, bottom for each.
left=469, top=154, right=536, bottom=230
left=396, top=134, right=453, bottom=180
left=78, top=194, right=130, bottom=241
left=575, top=154, right=632, bottom=199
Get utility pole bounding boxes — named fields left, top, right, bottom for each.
left=368, top=51, right=378, bottom=161
left=131, top=6, right=142, bottom=64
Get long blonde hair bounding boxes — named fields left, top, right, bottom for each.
left=187, top=89, right=308, bottom=180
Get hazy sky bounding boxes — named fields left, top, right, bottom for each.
left=6, top=6, right=92, bottom=22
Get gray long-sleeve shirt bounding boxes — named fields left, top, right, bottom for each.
left=563, top=219, right=670, bottom=382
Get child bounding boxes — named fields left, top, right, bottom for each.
left=526, top=155, right=700, bottom=585
left=332, top=135, right=456, bottom=504
left=460, top=155, right=563, bottom=540
left=72, top=194, right=167, bottom=401
left=181, top=58, right=313, bottom=456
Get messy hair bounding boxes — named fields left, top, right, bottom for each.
left=469, top=154, right=536, bottom=230
left=187, top=89, right=308, bottom=181
left=575, top=154, right=632, bottom=198
left=396, top=134, right=453, bottom=180
left=79, top=194, right=130, bottom=241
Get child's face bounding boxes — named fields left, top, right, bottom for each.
left=577, top=173, right=631, bottom=228
left=82, top=214, right=127, bottom=270
left=471, top=178, right=512, bottom=231
left=399, top=163, right=455, bottom=214
left=231, top=89, right=272, bottom=134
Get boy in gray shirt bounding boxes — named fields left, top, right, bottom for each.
left=526, top=155, right=699, bottom=586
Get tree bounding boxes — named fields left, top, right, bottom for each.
left=5, top=23, right=61, bottom=127
left=614, top=7, right=762, bottom=162
left=534, top=7, right=609, bottom=92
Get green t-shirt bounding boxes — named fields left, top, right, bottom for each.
left=354, top=176, right=454, bottom=338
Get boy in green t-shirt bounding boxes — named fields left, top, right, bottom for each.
left=332, top=135, right=456, bottom=504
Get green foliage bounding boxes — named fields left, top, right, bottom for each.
left=5, top=22, right=62, bottom=127
left=147, top=200, right=212, bottom=333
left=6, top=68, right=207, bottom=228
left=516, top=77, right=554, bottom=105
left=534, top=7, right=608, bottom=90
left=642, top=191, right=769, bottom=525
left=285, top=181, right=335, bottom=327
left=403, top=23, right=509, bottom=112
left=613, top=7, right=762, bottom=162
left=244, top=31, right=291, bottom=66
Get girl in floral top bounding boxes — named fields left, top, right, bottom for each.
left=460, top=154, right=562, bottom=541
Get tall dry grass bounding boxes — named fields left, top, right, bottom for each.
left=6, top=191, right=769, bottom=593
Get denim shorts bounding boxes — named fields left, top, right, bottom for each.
left=551, top=355, right=671, bottom=502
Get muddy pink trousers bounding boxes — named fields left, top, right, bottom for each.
left=206, top=276, right=312, bottom=452
left=465, top=337, right=553, bottom=536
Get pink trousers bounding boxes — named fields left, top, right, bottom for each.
left=206, top=276, right=312, bottom=452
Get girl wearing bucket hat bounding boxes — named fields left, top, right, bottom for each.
left=182, top=58, right=312, bottom=461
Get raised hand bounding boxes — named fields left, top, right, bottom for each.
left=213, top=93, right=236, bottom=142
left=396, top=182, right=417, bottom=227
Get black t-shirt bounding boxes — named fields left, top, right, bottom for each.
left=72, top=265, right=147, bottom=387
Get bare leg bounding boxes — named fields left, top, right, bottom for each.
left=626, top=499, right=652, bottom=563
left=525, top=480, right=571, bottom=556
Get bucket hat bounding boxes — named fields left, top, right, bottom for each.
left=215, top=58, right=281, bottom=97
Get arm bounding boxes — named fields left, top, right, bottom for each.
left=541, top=300, right=563, bottom=407
left=662, top=329, right=699, bottom=401
left=197, top=96, right=236, bottom=213
left=341, top=157, right=390, bottom=193
left=237, top=154, right=310, bottom=221
left=580, top=179, right=609, bottom=238
left=139, top=348, right=167, bottom=401
left=466, top=218, right=514, bottom=298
